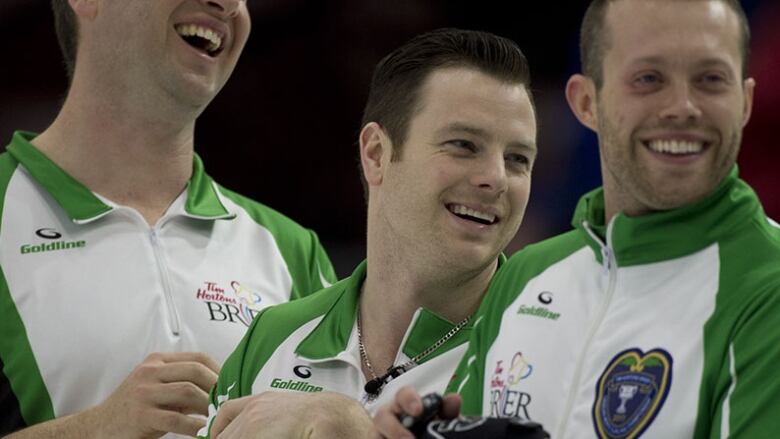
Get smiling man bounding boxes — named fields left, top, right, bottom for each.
left=0, top=0, right=335, bottom=437
left=377, top=1, right=780, bottom=438
left=199, top=28, right=537, bottom=438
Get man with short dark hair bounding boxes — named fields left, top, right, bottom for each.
left=200, top=28, right=538, bottom=438
left=376, top=1, right=780, bottom=437
left=0, top=0, right=335, bottom=437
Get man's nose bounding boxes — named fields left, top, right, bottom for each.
left=200, top=0, right=241, bottom=18
left=658, top=81, right=703, bottom=123
left=470, top=153, right=508, bottom=195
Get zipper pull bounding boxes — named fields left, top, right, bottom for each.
left=601, top=245, right=611, bottom=274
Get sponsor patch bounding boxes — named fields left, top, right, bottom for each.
left=592, top=348, right=673, bottom=439
left=488, top=352, right=533, bottom=420
left=196, top=280, right=264, bottom=326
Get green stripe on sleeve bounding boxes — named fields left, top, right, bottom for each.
left=0, top=153, right=55, bottom=426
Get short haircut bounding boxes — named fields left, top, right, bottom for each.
left=51, top=0, right=78, bottom=81
left=580, top=0, right=751, bottom=88
left=361, top=28, right=533, bottom=160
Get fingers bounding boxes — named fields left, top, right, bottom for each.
left=148, top=351, right=222, bottom=374
left=210, top=396, right=253, bottom=439
left=145, top=407, right=207, bottom=437
left=130, top=353, right=219, bottom=418
left=147, top=381, right=211, bottom=415
left=394, top=387, right=424, bottom=417
left=155, top=360, right=219, bottom=393
left=373, top=387, right=422, bottom=439
left=439, top=393, right=462, bottom=420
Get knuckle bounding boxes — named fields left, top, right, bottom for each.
left=145, top=352, right=164, bottom=362
left=134, top=363, right=159, bottom=380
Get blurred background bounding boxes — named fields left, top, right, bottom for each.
left=1, top=0, right=777, bottom=277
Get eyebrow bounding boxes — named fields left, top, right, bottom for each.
left=436, top=122, right=537, bottom=153
left=629, top=56, right=736, bottom=72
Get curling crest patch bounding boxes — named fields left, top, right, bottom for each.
left=592, top=348, right=673, bottom=439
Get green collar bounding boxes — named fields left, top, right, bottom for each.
left=572, top=167, right=762, bottom=266
left=295, top=255, right=507, bottom=361
left=6, top=131, right=234, bottom=222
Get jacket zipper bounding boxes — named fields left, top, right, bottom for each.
left=150, top=228, right=181, bottom=336
left=556, top=220, right=617, bottom=436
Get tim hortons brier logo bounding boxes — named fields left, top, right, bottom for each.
left=195, top=280, right=263, bottom=326
left=489, top=352, right=534, bottom=420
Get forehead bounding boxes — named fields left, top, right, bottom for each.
left=410, top=67, right=536, bottom=140
left=603, top=0, right=743, bottom=72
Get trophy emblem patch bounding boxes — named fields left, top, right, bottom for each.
left=592, top=348, right=673, bottom=439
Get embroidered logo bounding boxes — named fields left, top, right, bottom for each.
left=196, top=280, right=263, bottom=326
left=592, top=348, right=673, bottom=439
left=488, top=352, right=533, bottom=420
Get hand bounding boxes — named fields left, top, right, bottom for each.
left=91, top=352, right=220, bottom=438
left=212, top=391, right=374, bottom=439
left=373, top=387, right=462, bottom=439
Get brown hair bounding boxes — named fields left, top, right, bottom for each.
left=361, top=28, right=533, bottom=160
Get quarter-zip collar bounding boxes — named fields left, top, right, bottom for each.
left=295, top=255, right=507, bottom=361
left=5, top=130, right=236, bottom=223
left=572, top=167, right=760, bottom=267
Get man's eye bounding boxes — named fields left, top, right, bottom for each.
left=699, top=73, right=728, bottom=85
left=506, top=154, right=529, bottom=166
left=448, top=140, right=477, bottom=152
left=635, top=73, right=661, bottom=85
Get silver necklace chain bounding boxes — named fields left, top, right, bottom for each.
left=356, top=302, right=471, bottom=386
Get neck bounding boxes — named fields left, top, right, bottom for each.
left=358, top=240, right=497, bottom=376
left=32, top=76, right=199, bottom=225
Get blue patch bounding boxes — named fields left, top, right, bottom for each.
left=592, top=348, right=673, bottom=439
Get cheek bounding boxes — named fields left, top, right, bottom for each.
left=507, top=180, right=532, bottom=218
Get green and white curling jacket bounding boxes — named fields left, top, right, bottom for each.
left=0, top=131, right=336, bottom=433
left=450, top=169, right=780, bottom=438
left=201, top=259, right=500, bottom=437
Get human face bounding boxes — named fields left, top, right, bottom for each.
left=374, top=67, right=537, bottom=275
left=88, top=0, right=251, bottom=109
left=591, top=0, right=753, bottom=218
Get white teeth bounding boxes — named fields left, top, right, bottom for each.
left=647, top=140, right=704, bottom=155
left=449, top=204, right=497, bottom=223
left=175, top=24, right=223, bottom=53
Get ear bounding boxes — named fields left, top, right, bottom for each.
left=566, top=74, right=599, bottom=132
left=359, top=122, right=392, bottom=187
left=741, top=77, right=755, bottom=128
left=69, top=0, right=98, bottom=20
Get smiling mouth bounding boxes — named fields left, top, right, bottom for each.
left=447, top=204, right=499, bottom=225
left=175, top=24, right=223, bottom=57
left=644, top=139, right=706, bottom=156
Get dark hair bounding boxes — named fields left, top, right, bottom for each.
left=581, top=0, right=751, bottom=88
left=51, top=0, right=79, bottom=81
left=361, top=28, right=533, bottom=161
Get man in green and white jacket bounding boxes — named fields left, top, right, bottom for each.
left=376, top=1, right=780, bottom=438
left=1, top=1, right=334, bottom=437
left=202, top=29, right=539, bottom=438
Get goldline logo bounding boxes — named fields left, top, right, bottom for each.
left=35, top=228, right=62, bottom=239
left=517, top=304, right=560, bottom=321
left=270, top=378, right=323, bottom=393
left=21, top=228, right=86, bottom=255
left=538, top=291, right=553, bottom=305
left=294, top=365, right=312, bottom=379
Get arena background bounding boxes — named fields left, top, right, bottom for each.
left=1, top=0, right=777, bottom=277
